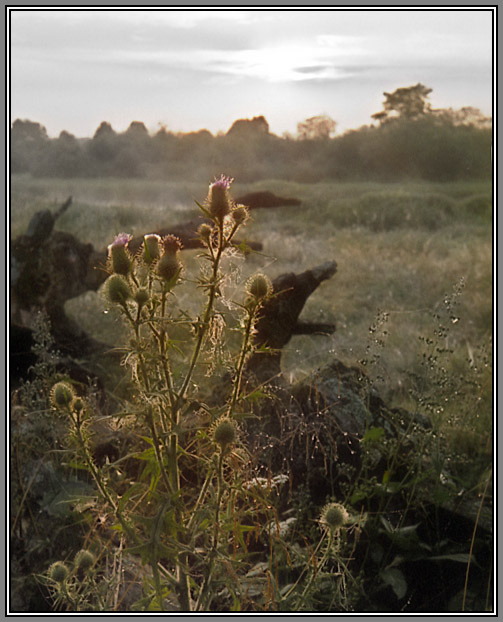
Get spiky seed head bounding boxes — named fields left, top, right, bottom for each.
left=74, top=549, right=95, bottom=573
left=143, top=234, right=161, bottom=264
left=198, top=223, right=213, bottom=242
left=320, top=503, right=349, bottom=531
left=105, top=274, right=132, bottom=305
left=72, top=397, right=85, bottom=414
left=162, top=234, right=183, bottom=255
left=51, top=382, right=75, bottom=408
left=206, top=175, right=234, bottom=221
left=49, top=561, right=69, bottom=583
left=213, top=418, right=237, bottom=449
left=231, top=204, right=249, bottom=225
left=108, top=233, right=132, bottom=275
left=246, top=273, right=272, bottom=300
left=134, top=288, right=150, bottom=307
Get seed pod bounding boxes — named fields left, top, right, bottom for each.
left=320, top=502, right=349, bottom=531
left=231, top=204, right=249, bottom=226
left=157, top=235, right=183, bottom=283
left=74, top=549, right=95, bottom=573
left=50, top=382, right=75, bottom=408
left=212, top=417, right=237, bottom=449
left=198, top=223, right=213, bottom=242
left=162, top=234, right=183, bottom=255
left=134, top=288, right=150, bottom=307
left=72, top=397, right=86, bottom=414
left=49, top=561, right=69, bottom=583
left=105, top=274, right=132, bottom=306
left=246, top=273, right=272, bottom=301
left=156, top=254, right=181, bottom=283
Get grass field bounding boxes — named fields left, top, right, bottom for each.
left=10, top=174, right=492, bottom=380
left=10, top=173, right=493, bottom=612
left=11, top=173, right=493, bottom=454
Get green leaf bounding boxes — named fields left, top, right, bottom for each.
left=350, top=488, right=369, bottom=505
left=380, top=567, right=407, bottom=600
left=246, top=389, right=269, bottom=403
left=362, top=427, right=385, bottom=443
left=118, top=482, right=143, bottom=512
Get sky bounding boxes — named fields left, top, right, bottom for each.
left=9, top=7, right=494, bottom=138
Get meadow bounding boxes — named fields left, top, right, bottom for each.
left=10, top=174, right=492, bottom=398
left=10, top=173, right=493, bottom=612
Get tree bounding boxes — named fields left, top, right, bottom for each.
left=226, top=116, right=270, bottom=137
left=33, top=130, right=86, bottom=178
left=87, top=121, right=119, bottom=169
left=431, top=106, right=492, bottom=129
left=371, top=83, right=433, bottom=123
left=11, top=119, right=50, bottom=173
left=297, top=115, right=337, bottom=140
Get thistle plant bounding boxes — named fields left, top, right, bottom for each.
left=47, top=176, right=298, bottom=612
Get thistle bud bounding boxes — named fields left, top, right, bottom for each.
left=231, top=204, right=249, bottom=226
left=108, top=233, right=132, bottom=276
left=246, top=273, right=272, bottom=301
left=162, top=234, right=183, bottom=255
left=51, top=382, right=75, bottom=408
left=157, top=235, right=182, bottom=284
left=134, top=288, right=150, bottom=307
left=320, top=502, right=349, bottom=532
left=105, top=274, right=132, bottom=306
left=72, top=397, right=86, bottom=414
left=206, top=175, right=234, bottom=221
left=198, top=223, right=213, bottom=242
left=143, top=234, right=161, bottom=264
left=157, top=256, right=181, bottom=283
left=212, top=417, right=237, bottom=450
left=49, top=561, right=69, bottom=583
left=74, top=549, right=95, bottom=573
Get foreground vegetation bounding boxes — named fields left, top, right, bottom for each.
left=10, top=174, right=493, bottom=612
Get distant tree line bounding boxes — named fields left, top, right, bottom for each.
left=11, top=84, right=492, bottom=183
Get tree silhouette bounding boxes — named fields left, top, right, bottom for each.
left=297, top=115, right=337, bottom=140
left=226, top=116, right=270, bottom=137
left=372, top=83, right=433, bottom=123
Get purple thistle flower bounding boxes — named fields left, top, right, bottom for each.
left=210, top=175, right=233, bottom=190
left=110, top=232, right=132, bottom=248
left=108, top=232, right=132, bottom=275
left=207, top=175, right=234, bottom=221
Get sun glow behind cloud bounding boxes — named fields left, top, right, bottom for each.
left=9, top=8, right=493, bottom=137
left=98, top=33, right=367, bottom=84
left=207, top=37, right=366, bottom=83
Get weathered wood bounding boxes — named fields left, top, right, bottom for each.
left=245, top=260, right=337, bottom=383
left=235, top=190, right=301, bottom=209
left=11, top=200, right=108, bottom=358
left=10, top=206, right=262, bottom=365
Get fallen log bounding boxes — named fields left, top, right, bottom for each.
left=235, top=190, right=301, bottom=209
left=10, top=204, right=263, bottom=363
left=245, top=260, right=337, bottom=383
left=11, top=199, right=109, bottom=358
